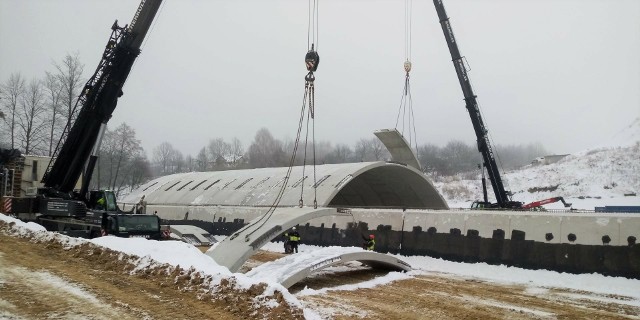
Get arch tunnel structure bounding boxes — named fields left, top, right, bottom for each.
left=121, top=161, right=449, bottom=210
left=120, top=160, right=640, bottom=279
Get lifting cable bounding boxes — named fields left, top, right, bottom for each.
left=300, top=0, right=320, bottom=209
left=394, top=0, right=419, bottom=153
left=237, top=0, right=320, bottom=242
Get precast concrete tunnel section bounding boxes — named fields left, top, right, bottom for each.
left=120, top=161, right=449, bottom=211
left=246, top=246, right=412, bottom=289
left=205, top=206, right=412, bottom=276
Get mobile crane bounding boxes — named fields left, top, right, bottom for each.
left=7, top=0, right=164, bottom=239
left=433, top=0, right=570, bottom=210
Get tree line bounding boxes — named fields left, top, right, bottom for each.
left=94, top=126, right=546, bottom=196
left=152, top=127, right=548, bottom=178
left=1, top=54, right=84, bottom=155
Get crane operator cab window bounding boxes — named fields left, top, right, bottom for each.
left=89, top=190, right=118, bottom=212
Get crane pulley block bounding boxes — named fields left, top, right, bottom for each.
left=305, top=49, right=320, bottom=72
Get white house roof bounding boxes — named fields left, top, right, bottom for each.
left=121, top=161, right=448, bottom=209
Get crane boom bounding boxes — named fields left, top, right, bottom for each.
left=43, top=0, right=162, bottom=196
left=433, top=0, right=519, bottom=208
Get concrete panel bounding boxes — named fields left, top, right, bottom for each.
left=374, top=128, right=421, bottom=171
left=207, top=207, right=349, bottom=272
left=558, top=216, right=621, bottom=246
left=246, top=246, right=411, bottom=288
left=617, top=216, right=640, bottom=246
left=351, top=209, right=405, bottom=230
left=464, top=212, right=511, bottom=239
left=509, top=214, right=563, bottom=243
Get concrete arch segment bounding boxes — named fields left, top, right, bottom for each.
left=328, top=163, right=448, bottom=209
left=120, top=162, right=448, bottom=210
left=246, top=246, right=412, bottom=288
left=374, top=128, right=421, bottom=171
left=206, top=206, right=352, bottom=272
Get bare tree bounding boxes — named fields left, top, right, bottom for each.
left=207, top=138, right=230, bottom=170
left=354, top=138, right=373, bottom=162
left=171, top=150, right=185, bottom=173
left=248, top=128, right=286, bottom=168
left=109, top=124, right=142, bottom=190
left=92, top=124, right=148, bottom=195
left=440, top=140, right=479, bottom=175
left=17, top=79, right=47, bottom=154
left=183, top=154, right=195, bottom=172
left=229, top=137, right=244, bottom=167
left=370, top=138, right=389, bottom=161
left=195, top=147, right=208, bottom=172
left=418, top=143, right=446, bottom=175
left=152, top=142, right=175, bottom=175
left=326, top=144, right=353, bottom=164
left=120, top=155, right=152, bottom=195
left=1, top=73, right=26, bottom=149
left=43, top=72, right=64, bottom=156
left=55, top=53, right=84, bottom=128
left=152, top=142, right=184, bottom=175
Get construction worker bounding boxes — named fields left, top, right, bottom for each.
left=282, top=231, right=292, bottom=254
left=362, top=234, right=375, bottom=251
left=96, top=196, right=106, bottom=210
left=135, top=195, right=147, bottom=214
left=288, top=227, right=300, bottom=253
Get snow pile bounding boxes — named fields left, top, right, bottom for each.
left=435, top=119, right=640, bottom=210
left=599, top=117, right=640, bottom=149
left=0, top=214, right=313, bottom=318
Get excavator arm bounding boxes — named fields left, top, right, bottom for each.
left=522, top=197, right=572, bottom=209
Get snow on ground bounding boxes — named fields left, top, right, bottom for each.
left=258, top=242, right=640, bottom=307
left=3, top=213, right=640, bottom=318
left=0, top=214, right=318, bottom=318
left=435, top=120, right=640, bottom=210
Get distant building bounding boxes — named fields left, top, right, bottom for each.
left=2, top=154, right=82, bottom=197
left=531, top=154, right=569, bottom=166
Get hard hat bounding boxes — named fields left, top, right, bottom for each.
left=292, top=227, right=296, bottom=230
left=369, top=234, right=374, bottom=239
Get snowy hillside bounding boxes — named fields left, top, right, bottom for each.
left=435, top=118, right=640, bottom=210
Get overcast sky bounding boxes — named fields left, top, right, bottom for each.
left=1, top=0, right=639, bottom=158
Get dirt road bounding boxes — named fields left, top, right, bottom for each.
left=1, top=221, right=638, bottom=319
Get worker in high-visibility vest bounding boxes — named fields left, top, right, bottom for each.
left=288, top=227, right=301, bottom=253
left=363, top=234, right=375, bottom=251
left=96, top=196, right=106, bottom=210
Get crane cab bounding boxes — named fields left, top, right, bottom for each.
left=88, top=190, right=118, bottom=212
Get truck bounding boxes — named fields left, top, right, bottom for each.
left=1, top=0, right=164, bottom=239
left=433, top=0, right=569, bottom=210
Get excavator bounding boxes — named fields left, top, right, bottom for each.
left=433, top=0, right=571, bottom=211
left=522, top=197, right=572, bottom=210
left=5, top=0, right=164, bottom=238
